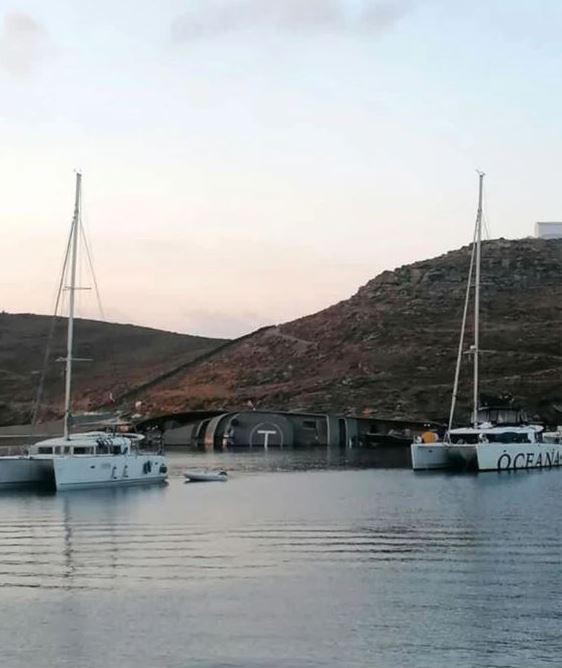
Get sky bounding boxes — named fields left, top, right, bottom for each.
left=1, top=0, right=561, bottom=338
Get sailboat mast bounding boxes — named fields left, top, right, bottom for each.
left=63, top=172, right=82, bottom=441
left=447, top=225, right=477, bottom=433
left=472, top=171, right=484, bottom=427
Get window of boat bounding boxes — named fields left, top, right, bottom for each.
left=54, top=447, right=61, bottom=454
left=450, top=433, right=478, bottom=444
left=38, top=446, right=52, bottom=454
left=112, top=445, right=121, bottom=454
left=495, top=432, right=531, bottom=444
left=64, top=446, right=71, bottom=454
left=73, top=447, right=90, bottom=454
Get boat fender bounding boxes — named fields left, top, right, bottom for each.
left=111, top=466, right=117, bottom=479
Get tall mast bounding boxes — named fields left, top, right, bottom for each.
left=63, top=172, right=82, bottom=441
left=472, top=171, right=484, bottom=427
left=447, top=224, right=477, bottom=433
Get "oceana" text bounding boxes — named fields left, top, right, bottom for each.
left=497, top=450, right=561, bottom=471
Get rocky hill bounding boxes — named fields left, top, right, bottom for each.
left=132, top=238, right=562, bottom=424
left=0, top=314, right=226, bottom=425
left=3, top=239, right=560, bottom=427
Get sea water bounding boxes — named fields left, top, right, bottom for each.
left=0, top=449, right=560, bottom=668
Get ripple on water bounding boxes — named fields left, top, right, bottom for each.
left=0, top=463, right=562, bottom=668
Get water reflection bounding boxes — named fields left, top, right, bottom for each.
left=166, top=445, right=404, bottom=475
left=0, top=459, right=561, bottom=667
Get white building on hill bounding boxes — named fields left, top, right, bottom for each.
left=535, top=222, right=562, bottom=239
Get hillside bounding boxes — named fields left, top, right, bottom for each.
left=133, top=238, right=562, bottom=423
left=0, top=313, right=226, bottom=425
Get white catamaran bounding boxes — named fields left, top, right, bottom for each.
left=411, top=173, right=562, bottom=473
left=1, top=173, right=168, bottom=490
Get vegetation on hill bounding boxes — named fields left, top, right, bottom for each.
left=2, top=238, right=561, bottom=427
left=132, top=238, right=562, bottom=424
left=0, top=313, right=226, bottom=425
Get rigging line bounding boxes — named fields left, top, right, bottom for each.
left=77, top=179, right=104, bottom=321
left=79, top=215, right=105, bottom=322
left=31, top=222, right=74, bottom=426
left=447, top=216, right=478, bottom=434
left=482, top=214, right=491, bottom=240
left=481, top=188, right=491, bottom=239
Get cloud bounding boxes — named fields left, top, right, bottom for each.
left=0, top=12, right=48, bottom=76
left=172, top=0, right=410, bottom=42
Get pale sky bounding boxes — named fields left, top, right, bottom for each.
left=1, top=1, right=561, bottom=337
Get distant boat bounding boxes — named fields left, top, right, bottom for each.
left=184, top=470, right=228, bottom=482
left=411, top=173, right=562, bottom=472
left=26, top=173, right=168, bottom=490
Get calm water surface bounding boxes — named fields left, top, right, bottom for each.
left=0, top=449, right=561, bottom=668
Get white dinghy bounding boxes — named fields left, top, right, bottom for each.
left=184, top=470, right=228, bottom=482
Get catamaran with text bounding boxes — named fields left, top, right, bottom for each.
left=411, top=173, right=561, bottom=473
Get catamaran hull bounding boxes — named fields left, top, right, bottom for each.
left=410, top=444, right=476, bottom=470
left=0, top=457, right=53, bottom=487
left=411, top=444, right=449, bottom=470
left=52, top=454, right=167, bottom=490
left=412, top=442, right=562, bottom=472
left=475, top=443, right=562, bottom=472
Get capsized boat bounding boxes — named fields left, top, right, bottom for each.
left=184, top=470, right=228, bottom=482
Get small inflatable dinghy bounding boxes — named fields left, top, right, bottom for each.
left=184, top=470, right=228, bottom=482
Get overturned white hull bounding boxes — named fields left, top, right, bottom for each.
left=0, top=456, right=52, bottom=487
left=50, top=453, right=167, bottom=491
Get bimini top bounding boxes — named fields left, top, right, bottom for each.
left=447, top=424, right=543, bottom=445
left=449, top=424, right=543, bottom=435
